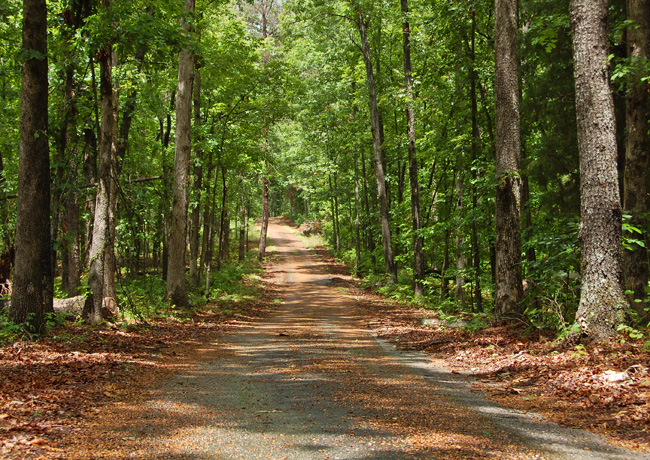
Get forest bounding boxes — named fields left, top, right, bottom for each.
left=1, top=0, right=649, bottom=343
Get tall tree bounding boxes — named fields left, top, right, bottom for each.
left=494, top=0, right=524, bottom=320
left=570, top=0, right=627, bottom=339
left=401, top=0, right=424, bottom=297
left=352, top=1, right=397, bottom=283
left=253, top=0, right=278, bottom=262
left=84, top=0, right=116, bottom=324
left=10, top=0, right=52, bottom=331
left=622, top=0, right=649, bottom=321
left=166, top=0, right=195, bottom=307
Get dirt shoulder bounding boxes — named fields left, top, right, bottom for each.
left=0, top=264, right=283, bottom=459
left=307, top=247, right=650, bottom=454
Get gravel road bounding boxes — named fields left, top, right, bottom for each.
left=73, top=220, right=645, bottom=460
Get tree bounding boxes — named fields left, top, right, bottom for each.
left=10, top=0, right=53, bottom=331
left=166, top=0, right=195, bottom=307
left=494, top=0, right=524, bottom=320
left=622, top=0, right=649, bottom=321
left=570, top=0, right=627, bottom=339
left=84, top=0, right=117, bottom=324
left=352, top=0, right=397, bottom=284
left=401, top=0, right=424, bottom=297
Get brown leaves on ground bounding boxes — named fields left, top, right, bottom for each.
left=356, top=292, right=650, bottom=453
left=0, top=274, right=280, bottom=459
left=309, top=247, right=650, bottom=453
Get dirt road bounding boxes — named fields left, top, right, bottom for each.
left=69, top=220, right=645, bottom=459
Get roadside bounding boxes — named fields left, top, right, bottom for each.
left=308, top=243, right=650, bottom=454
left=0, top=218, right=647, bottom=459
left=0, top=257, right=281, bottom=459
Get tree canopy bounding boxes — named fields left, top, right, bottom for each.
left=0, top=0, right=648, bottom=341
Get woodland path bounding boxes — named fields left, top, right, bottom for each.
left=68, top=219, right=646, bottom=459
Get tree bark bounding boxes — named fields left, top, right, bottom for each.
left=217, top=166, right=228, bottom=270
left=455, top=170, right=466, bottom=305
left=354, top=155, right=362, bottom=274
left=189, top=65, right=202, bottom=286
left=470, top=8, right=482, bottom=311
left=257, top=174, right=270, bottom=261
left=166, top=0, right=195, bottom=307
left=401, top=0, right=424, bottom=297
left=494, top=0, right=524, bottom=321
left=11, top=0, right=53, bottom=331
left=354, top=5, right=397, bottom=283
left=84, top=0, right=115, bottom=324
left=570, top=0, right=627, bottom=339
left=622, top=0, right=650, bottom=321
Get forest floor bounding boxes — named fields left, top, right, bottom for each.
left=0, top=218, right=648, bottom=458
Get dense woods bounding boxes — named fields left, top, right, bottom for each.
left=0, top=0, right=649, bottom=342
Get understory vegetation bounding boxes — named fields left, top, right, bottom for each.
left=0, top=0, right=648, bottom=343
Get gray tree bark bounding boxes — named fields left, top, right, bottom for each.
left=570, top=0, right=628, bottom=339
left=494, top=0, right=524, bottom=321
left=354, top=4, right=397, bottom=283
left=189, top=65, right=202, bottom=286
left=622, top=0, right=650, bottom=321
left=84, top=0, right=115, bottom=324
left=10, top=0, right=53, bottom=331
left=166, top=0, right=195, bottom=307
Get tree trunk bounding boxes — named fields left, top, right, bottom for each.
left=622, top=0, right=650, bottom=321
left=402, top=0, right=424, bottom=297
left=570, top=0, right=627, bottom=339
left=257, top=175, right=270, bottom=261
left=494, top=0, right=524, bottom=321
left=59, top=43, right=80, bottom=296
left=84, top=0, right=115, bottom=324
left=217, top=166, right=228, bottom=270
left=354, top=155, right=362, bottom=275
left=360, top=146, right=375, bottom=265
left=455, top=171, right=466, bottom=305
left=470, top=8, right=482, bottom=311
left=104, top=47, right=119, bottom=302
left=189, top=60, right=202, bottom=286
left=82, top=127, right=98, bottom=269
left=11, top=0, right=52, bottom=331
left=239, top=198, right=247, bottom=262
left=355, top=7, right=396, bottom=283
left=0, top=151, right=7, bottom=250
left=166, top=0, right=195, bottom=307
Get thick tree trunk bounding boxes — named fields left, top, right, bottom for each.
left=166, top=0, right=195, bottom=307
left=84, top=0, right=115, bottom=324
left=622, top=0, right=650, bottom=321
left=356, top=9, right=396, bottom=283
left=494, top=0, right=524, bottom=321
left=11, top=0, right=52, bottom=331
left=402, top=0, right=424, bottom=297
left=570, top=0, right=627, bottom=339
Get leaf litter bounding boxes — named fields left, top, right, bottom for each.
left=1, top=242, right=648, bottom=457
